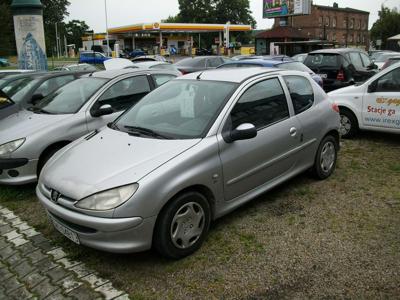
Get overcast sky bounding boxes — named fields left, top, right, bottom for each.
left=65, top=0, right=400, bottom=33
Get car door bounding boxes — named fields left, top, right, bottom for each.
left=217, top=77, right=303, bottom=201
left=86, top=75, right=152, bottom=131
left=349, top=52, right=370, bottom=82
left=362, top=66, right=400, bottom=131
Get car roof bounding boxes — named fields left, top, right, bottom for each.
left=133, top=61, right=168, bottom=67
left=87, top=68, right=177, bottom=79
left=176, top=67, right=288, bottom=83
left=222, top=59, right=289, bottom=67
left=310, top=48, right=366, bottom=54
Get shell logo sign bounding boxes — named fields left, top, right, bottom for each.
left=153, top=22, right=160, bottom=30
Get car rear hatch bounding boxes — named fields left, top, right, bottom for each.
left=304, top=53, right=345, bottom=87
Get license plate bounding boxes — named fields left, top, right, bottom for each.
left=49, top=214, right=80, bottom=244
left=318, top=73, right=328, bottom=79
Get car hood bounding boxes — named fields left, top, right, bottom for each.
left=328, top=83, right=364, bottom=96
left=0, top=110, right=71, bottom=144
left=42, top=127, right=201, bottom=200
left=104, top=58, right=134, bottom=70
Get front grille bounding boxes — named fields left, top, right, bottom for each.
left=48, top=211, right=97, bottom=234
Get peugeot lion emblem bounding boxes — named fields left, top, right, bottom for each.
left=50, top=190, right=61, bottom=203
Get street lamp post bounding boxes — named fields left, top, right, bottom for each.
left=104, top=0, right=110, bottom=56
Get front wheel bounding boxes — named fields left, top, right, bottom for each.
left=340, top=109, right=358, bottom=138
left=153, top=191, right=211, bottom=259
left=312, top=135, right=338, bottom=180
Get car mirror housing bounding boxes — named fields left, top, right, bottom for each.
left=31, top=93, right=44, bottom=104
left=93, top=104, right=113, bottom=117
left=225, top=123, right=257, bottom=143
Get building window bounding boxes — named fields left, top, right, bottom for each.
left=319, top=16, right=323, bottom=26
left=333, top=33, right=337, bottom=41
left=319, top=31, right=323, bottom=39
left=325, top=16, right=330, bottom=27
left=343, top=19, right=347, bottom=29
left=342, top=34, right=347, bottom=44
left=362, top=21, right=366, bottom=30
left=362, top=35, right=365, bottom=43
left=357, top=20, right=361, bottom=29
left=349, top=18, right=354, bottom=29
left=326, top=33, right=330, bottom=41
left=349, top=34, right=353, bottom=43
left=332, top=17, right=337, bottom=28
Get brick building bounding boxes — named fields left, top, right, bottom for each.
left=256, top=2, right=370, bottom=55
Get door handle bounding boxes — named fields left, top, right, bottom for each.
left=289, top=127, right=297, bottom=137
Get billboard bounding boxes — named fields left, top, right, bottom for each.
left=263, top=0, right=311, bottom=18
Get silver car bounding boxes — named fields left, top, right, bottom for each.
left=37, top=68, right=340, bottom=258
left=0, top=69, right=178, bottom=185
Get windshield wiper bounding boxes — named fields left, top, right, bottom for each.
left=124, top=125, right=171, bottom=139
left=28, top=106, right=51, bottom=114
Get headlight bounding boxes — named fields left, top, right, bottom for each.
left=0, top=138, right=26, bottom=156
left=75, top=184, right=139, bottom=211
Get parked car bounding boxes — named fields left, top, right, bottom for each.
left=0, top=58, right=10, bottom=67
left=79, top=51, right=111, bottom=64
left=382, top=56, right=400, bottom=70
left=128, top=49, right=146, bottom=58
left=304, top=48, right=378, bottom=92
left=372, top=52, right=400, bottom=70
left=0, top=71, right=86, bottom=120
left=91, top=45, right=112, bottom=56
left=131, top=55, right=167, bottom=63
left=369, top=50, right=394, bottom=60
left=195, top=48, right=213, bottom=56
left=174, top=56, right=231, bottom=74
left=292, top=53, right=308, bottom=63
left=0, top=70, right=34, bottom=79
left=0, top=69, right=178, bottom=185
left=217, top=59, right=323, bottom=87
left=104, top=59, right=182, bottom=76
left=37, top=68, right=340, bottom=258
left=53, top=63, right=98, bottom=72
left=329, top=62, right=400, bottom=138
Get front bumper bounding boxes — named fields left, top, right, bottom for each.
left=0, top=159, right=38, bottom=185
left=36, top=185, right=156, bottom=253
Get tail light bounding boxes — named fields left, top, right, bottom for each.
left=336, top=69, right=345, bottom=81
left=332, top=103, right=340, bottom=113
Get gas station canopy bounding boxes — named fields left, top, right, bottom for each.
left=108, top=22, right=252, bottom=34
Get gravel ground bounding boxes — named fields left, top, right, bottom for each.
left=0, top=131, right=399, bottom=299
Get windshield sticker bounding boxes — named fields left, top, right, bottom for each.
left=180, top=87, right=195, bottom=118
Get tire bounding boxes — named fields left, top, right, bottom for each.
left=153, top=191, right=211, bottom=259
left=37, top=147, right=62, bottom=177
left=312, top=135, right=338, bottom=180
left=339, top=109, right=358, bottom=138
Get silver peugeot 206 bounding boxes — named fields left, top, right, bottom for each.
left=37, top=68, right=340, bottom=259
left=0, top=69, right=178, bottom=185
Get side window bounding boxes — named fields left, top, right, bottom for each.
left=230, top=78, right=289, bottom=130
left=94, top=75, right=151, bottom=113
left=35, top=75, right=75, bottom=97
left=360, top=53, right=371, bottom=67
left=349, top=53, right=363, bottom=69
left=152, top=74, right=176, bottom=87
left=375, top=68, right=400, bottom=92
left=284, top=76, right=314, bottom=115
left=95, top=53, right=103, bottom=59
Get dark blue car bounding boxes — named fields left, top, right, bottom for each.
left=79, top=51, right=111, bottom=64
left=129, top=49, right=146, bottom=58
left=218, top=59, right=323, bottom=87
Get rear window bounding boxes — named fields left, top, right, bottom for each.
left=304, top=54, right=339, bottom=68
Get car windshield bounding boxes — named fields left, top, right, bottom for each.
left=304, top=54, right=339, bottom=68
left=114, top=80, right=237, bottom=139
left=4, top=77, right=40, bottom=103
left=33, top=77, right=107, bottom=114
left=277, top=62, right=313, bottom=73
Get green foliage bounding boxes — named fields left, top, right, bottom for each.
left=64, top=19, right=89, bottom=50
left=370, top=6, right=400, bottom=49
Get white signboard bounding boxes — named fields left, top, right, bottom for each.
left=13, top=14, right=47, bottom=70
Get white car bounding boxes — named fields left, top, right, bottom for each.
left=329, top=63, right=400, bottom=138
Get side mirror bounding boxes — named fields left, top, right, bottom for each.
left=92, top=104, right=113, bottom=117
left=31, top=93, right=44, bottom=104
left=367, top=63, right=378, bottom=70
left=225, top=123, right=257, bottom=143
left=368, top=81, right=377, bottom=93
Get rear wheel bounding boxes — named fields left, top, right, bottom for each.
left=339, top=109, right=358, bottom=138
left=153, top=191, right=211, bottom=259
left=312, top=135, right=338, bottom=180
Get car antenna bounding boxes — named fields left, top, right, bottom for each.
left=196, top=72, right=203, bottom=80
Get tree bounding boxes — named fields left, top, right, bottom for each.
left=370, top=6, right=400, bottom=49
left=0, top=0, right=15, bottom=56
left=42, top=0, right=70, bottom=55
left=64, top=19, right=89, bottom=50
left=213, top=0, right=256, bottom=28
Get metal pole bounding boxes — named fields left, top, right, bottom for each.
left=199, top=33, right=201, bottom=49
left=64, top=35, right=68, bottom=57
left=104, top=0, right=110, bottom=56
left=55, top=22, right=60, bottom=58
